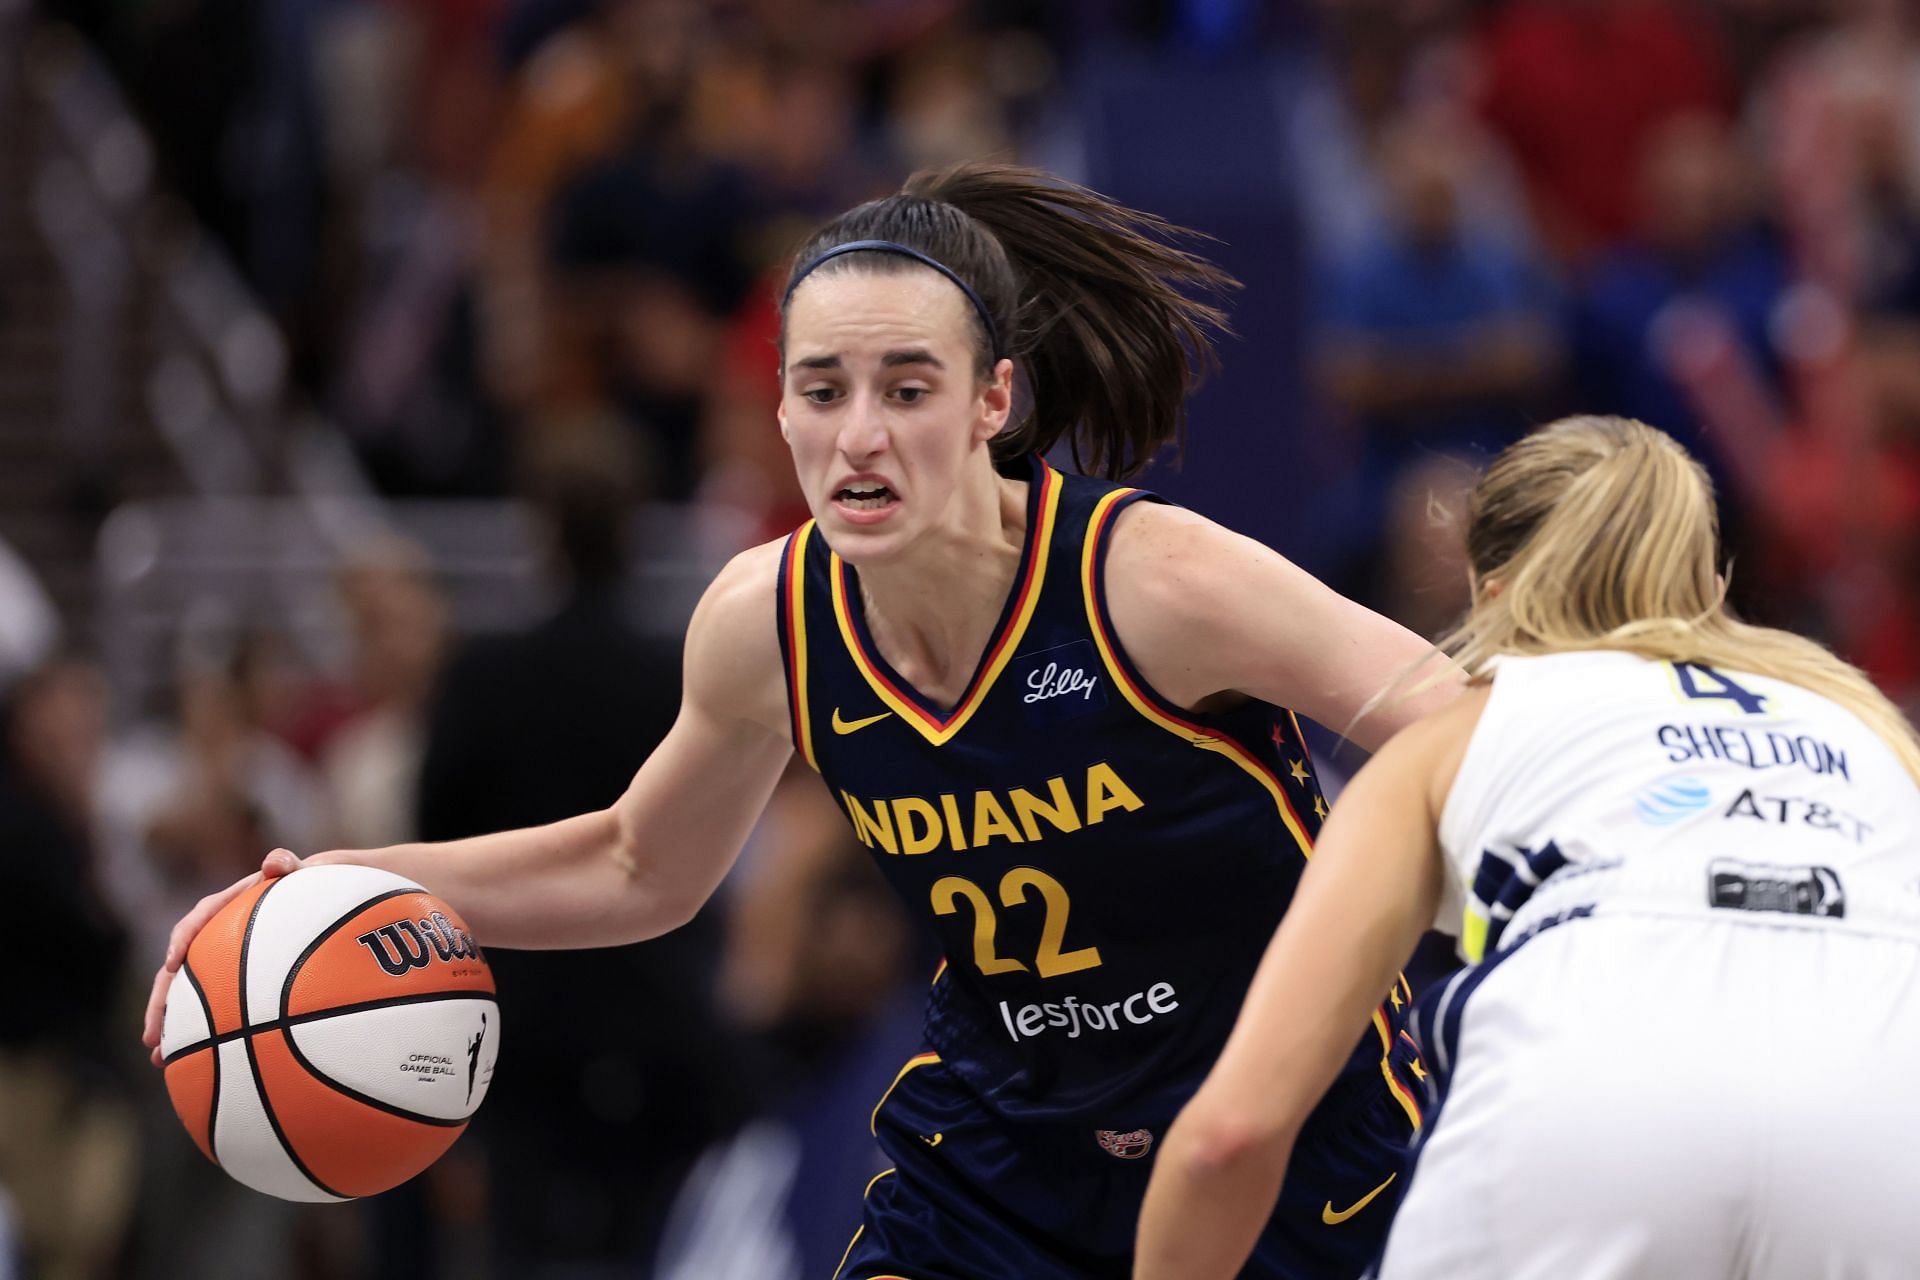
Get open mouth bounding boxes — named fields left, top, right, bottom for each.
left=836, top=484, right=896, bottom=511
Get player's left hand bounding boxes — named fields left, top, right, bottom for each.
left=141, top=848, right=305, bottom=1065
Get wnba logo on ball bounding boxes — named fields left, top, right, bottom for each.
left=354, top=912, right=484, bottom=977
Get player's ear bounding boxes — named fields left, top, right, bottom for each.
left=777, top=397, right=791, bottom=444
left=976, top=357, right=1014, bottom=443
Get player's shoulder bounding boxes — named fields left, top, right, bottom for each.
left=698, top=536, right=788, bottom=618
left=1100, top=499, right=1313, bottom=628
left=1102, top=493, right=1211, bottom=551
left=683, top=537, right=791, bottom=729
left=1100, top=499, right=1235, bottom=607
left=1378, top=679, right=1493, bottom=817
left=1399, top=679, right=1493, bottom=755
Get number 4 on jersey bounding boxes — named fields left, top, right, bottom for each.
left=1671, top=661, right=1768, bottom=716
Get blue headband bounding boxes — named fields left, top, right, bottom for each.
left=783, top=239, right=1005, bottom=361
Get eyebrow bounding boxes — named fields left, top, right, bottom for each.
left=790, top=348, right=947, bottom=373
left=882, top=348, right=944, bottom=370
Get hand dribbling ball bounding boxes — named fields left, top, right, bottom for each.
left=159, top=865, right=499, bottom=1201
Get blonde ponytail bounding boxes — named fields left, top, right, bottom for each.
left=1441, top=416, right=1920, bottom=786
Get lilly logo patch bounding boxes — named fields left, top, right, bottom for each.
left=1634, top=777, right=1712, bottom=826
left=1015, top=640, right=1107, bottom=726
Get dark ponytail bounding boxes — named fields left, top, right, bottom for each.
left=781, top=163, right=1236, bottom=480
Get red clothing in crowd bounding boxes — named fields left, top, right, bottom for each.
left=1478, top=0, right=1734, bottom=261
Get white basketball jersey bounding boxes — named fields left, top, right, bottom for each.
left=1436, top=650, right=1920, bottom=960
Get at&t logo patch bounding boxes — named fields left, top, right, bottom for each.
left=1633, top=776, right=1712, bottom=826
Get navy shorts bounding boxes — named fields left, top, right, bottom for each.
left=835, top=1039, right=1424, bottom=1280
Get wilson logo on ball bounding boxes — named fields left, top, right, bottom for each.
left=354, top=912, right=484, bottom=977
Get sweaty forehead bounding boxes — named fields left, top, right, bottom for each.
left=785, top=268, right=977, bottom=363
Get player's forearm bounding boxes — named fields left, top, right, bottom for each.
left=1133, top=1111, right=1295, bottom=1280
left=305, top=808, right=692, bottom=950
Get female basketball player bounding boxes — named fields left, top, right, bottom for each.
left=144, top=164, right=1455, bottom=1278
left=1136, top=415, right=1920, bottom=1279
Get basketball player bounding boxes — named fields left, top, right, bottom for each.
left=1136, top=416, right=1920, bottom=1279
left=145, top=164, right=1454, bottom=1278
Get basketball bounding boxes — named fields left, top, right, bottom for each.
left=158, top=865, right=500, bottom=1202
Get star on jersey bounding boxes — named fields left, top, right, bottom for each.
left=1289, top=758, right=1310, bottom=784
left=1313, top=796, right=1328, bottom=820
left=1409, top=1059, right=1428, bottom=1082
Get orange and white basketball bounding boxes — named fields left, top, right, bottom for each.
left=159, top=865, right=499, bottom=1201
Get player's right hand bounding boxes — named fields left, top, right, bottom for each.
left=142, top=848, right=305, bottom=1066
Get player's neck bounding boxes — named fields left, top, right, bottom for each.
left=855, top=470, right=1028, bottom=705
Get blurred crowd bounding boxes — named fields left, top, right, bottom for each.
left=7, top=0, right=1920, bottom=1276
left=1301, top=0, right=1920, bottom=701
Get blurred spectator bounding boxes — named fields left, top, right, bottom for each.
left=1570, top=110, right=1791, bottom=578
left=658, top=771, right=923, bottom=1280
left=1374, top=452, right=1479, bottom=642
left=1314, top=111, right=1560, bottom=600
left=1751, top=0, right=1920, bottom=312
left=0, top=535, right=60, bottom=694
left=101, top=635, right=343, bottom=1275
left=720, top=774, right=920, bottom=1070
left=322, top=0, right=509, bottom=497
left=333, top=203, right=505, bottom=498
left=883, top=24, right=1023, bottom=171
left=0, top=658, right=137, bottom=1280
left=97, top=621, right=333, bottom=967
left=684, top=40, right=872, bottom=211
left=1477, top=0, right=1734, bottom=263
left=476, top=0, right=679, bottom=422
left=1290, top=1, right=1537, bottom=265
left=234, top=626, right=363, bottom=764
left=140, top=634, right=333, bottom=886
left=415, top=424, right=754, bottom=1277
left=545, top=153, right=757, bottom=500
left=320, top=537, right=448, bottom=850
left=698, top=276, right=811, bottom=546
left=1707, top=0, right=1828, bottom=101
left=1714, top=4, right=1920, bottom=692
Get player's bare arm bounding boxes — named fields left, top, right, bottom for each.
left=1132, top=687, right=1485, bottom=1280
left=141, top=541, right=793, bottom=1062
left=1102, top=502, right=1461, bottom=750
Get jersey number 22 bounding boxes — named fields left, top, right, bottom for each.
left=931, top=868, right=1103, bottom=979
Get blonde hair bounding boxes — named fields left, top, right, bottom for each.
left=1439, top=415, right=1920, bottom=785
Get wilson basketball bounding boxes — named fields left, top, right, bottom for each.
left=158, top=865, right=499, bottom=1201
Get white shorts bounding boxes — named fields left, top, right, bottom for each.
left=1380, top=901, right=1920, bottom=1280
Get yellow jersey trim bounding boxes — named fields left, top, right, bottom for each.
left=870, top=1051, right=941, bottom=1135
left=784, top=521, right=819, bottom=771
left=1078, top=487, right=1315, bottom=862
left=1371, top=1007, right=1425, bottom=1132
left=830, top=1168, right=901, bottom=1280
left=828, top=464, right=1063, bottom=747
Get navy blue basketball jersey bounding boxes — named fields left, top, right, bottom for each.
left=776, top=457, right=1423, bottom=1136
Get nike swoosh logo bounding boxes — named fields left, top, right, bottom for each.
left=832, top=708, right=892, bottom=735
left=1322, top=1173, right=1396, bottom=1225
